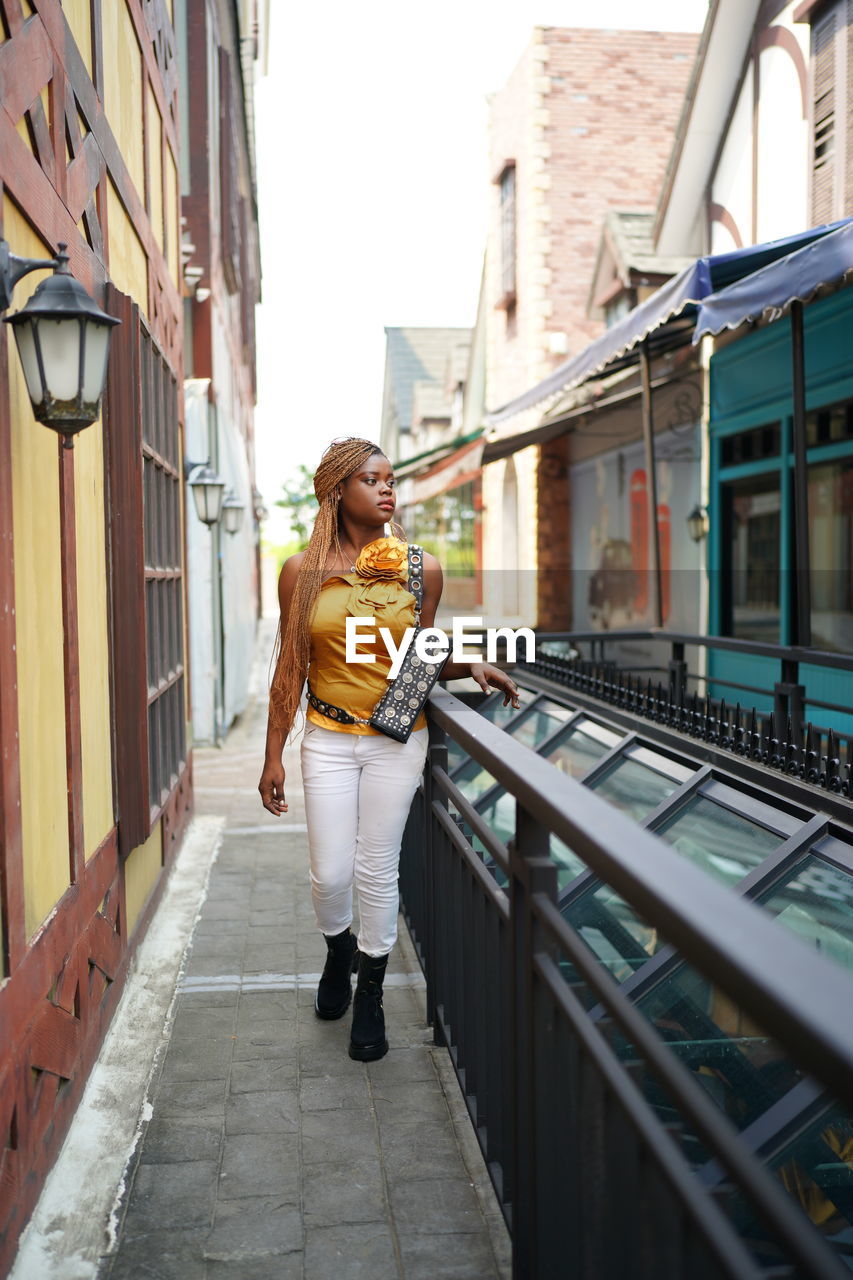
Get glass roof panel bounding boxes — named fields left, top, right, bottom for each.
left=447, top=688, right=538, bottom=771
left=511, top=698, right=576, bottom=750
left=589, top=747, right=691, bottom=823
left=480, top=685, right=538, bottom=724
left=759, top=849, right=853, bottom=974
left=724, top=1103, right=853, bottom=1270
left=474, top=792, right=586, bottom=891
left=546, top=718, right=621, bottom=779
left=562, top=882, right=661, bottom=982
left=631, top=964, right=804, bottom=1144
left=655, top=794, right=783, bottom=887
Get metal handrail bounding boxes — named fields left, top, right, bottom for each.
left=427, top=686, right=853, bottom=1108
left=533, top=628, right=853, bottom=674
left=401, top=688, right=853, bottom=1275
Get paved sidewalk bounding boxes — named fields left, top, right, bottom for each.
left=99, top=621, right=511, bottom=1280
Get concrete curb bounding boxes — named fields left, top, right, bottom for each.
left=9, top=815, right=225, bottom=1280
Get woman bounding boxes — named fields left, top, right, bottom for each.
left=258, top=437, right=520, bottom=1062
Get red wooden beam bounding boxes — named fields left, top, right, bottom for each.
left=0, top=208, right=25, bottom=975
left=58, top=444, right=85, bottom=881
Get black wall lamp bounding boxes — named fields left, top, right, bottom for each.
left=1, top=240, right=119, bottom=447
left=687, top=504, right=709, bottom=542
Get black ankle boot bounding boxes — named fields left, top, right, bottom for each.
left=315, top=928, right=359, bottom=1020
left=348, top=952, right=389, bottom=1061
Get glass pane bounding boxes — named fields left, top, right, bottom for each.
left=512, top=698, right=575, bottom=750
left=473, top=795, right=585, bottom=891
left=481, top=685, right=536, bottom=725
left=806, top=398, right=853, bottom=448
left=634, top=964, right=803, bottom=1141
left=655, top=794, right=782, bottom=886
left=563, top=882, right=661, bottom=983
left=808, top=456, right=853, bottom=653
left=727, top=1104, right=853, bottom=1270
left=454, top=760, right=498, bottom=803
left=447, top=686, right=537, bottom=771
left=547, top=718, right=621, bottom=779
left=477, top=789, right=515, bottom=849
left=590, top=754, right=683, bottom=822
left=761, top=854, right=853, bottom=974
left=721, top=423, right=781, bottom=467
left=723, top=471, right=780, bottom=643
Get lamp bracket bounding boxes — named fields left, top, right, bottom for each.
left=0, top=239, right=60, bottom=313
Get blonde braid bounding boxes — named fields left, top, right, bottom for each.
left=268, top=437, right=401, bottom=737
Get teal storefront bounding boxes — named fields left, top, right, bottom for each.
left=708, top=288, right=853, bottom=736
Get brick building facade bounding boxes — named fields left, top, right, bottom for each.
left=481, top=27, right=698, bottom=627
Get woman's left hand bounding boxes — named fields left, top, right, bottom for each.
left=469, top=663, right=521, bottom=709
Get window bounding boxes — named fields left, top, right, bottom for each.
left=808, top=2, right=853, bottom=224
left=141, top=332, right=186, bottom=814
left=721, top=471, right=782, bottom=643
left=105, top=287, right=187, bottom=853
left=498, top=163, right=517, bottom=307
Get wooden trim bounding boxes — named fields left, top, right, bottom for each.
left=103, top=286, right=150, bottom=855
left=0, top=201, right=25, bottom=975
left=90, top=0, right=104, bottom=101
left=58, top=443, right=85, bottom=882
left=118, top=0, right=179, bottom=160
left=10, top=5, right=183, bottom=363
left=757, top=23, right=810, bottom=118
left=0, top=827, right=123, bottom=1276
left=709, top=201, right=745, bottom=249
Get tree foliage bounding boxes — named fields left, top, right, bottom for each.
left=275, top=463, right=318, bottom=548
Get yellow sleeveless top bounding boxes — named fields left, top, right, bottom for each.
left=306, top=537, right=428, bottom=736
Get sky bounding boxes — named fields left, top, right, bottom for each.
left=252, top=0, right=710, bottom=539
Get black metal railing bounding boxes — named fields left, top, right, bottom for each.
left=399, top=687, right=853, bottom=1279
left=515, top=630, right=853, bottom=796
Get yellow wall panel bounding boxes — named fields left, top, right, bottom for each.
left=101, top=1, right=144, bottom=200
left=124, top=821, right=163, bottom=935
left=4, top=200, right=70, bottom=939
left=74, top=420, right=114, bottom=857
left=165, top=150, right=179, bottom=287
left=62, top=0, right=92, bottom=78
left=147, top=85, right=164, bottom=252
left=107, top=179, right=148, bottom=307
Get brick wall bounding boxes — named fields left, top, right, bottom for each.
left=486, top=26, right=698, bottom=411
left=482, top=26, right=698, bottom=625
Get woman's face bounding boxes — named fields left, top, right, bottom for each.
left=338, top=452, right=396, bottom=525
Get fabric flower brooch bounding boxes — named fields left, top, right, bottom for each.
left=354, top=536, right=408, bottom=582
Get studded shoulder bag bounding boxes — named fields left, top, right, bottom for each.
left=305, top=543, right=447, bottom=743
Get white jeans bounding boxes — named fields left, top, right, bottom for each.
left=300, top=723, right=429, bottom=956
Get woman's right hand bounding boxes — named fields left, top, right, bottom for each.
left=258, top=760, right=287, bottom=816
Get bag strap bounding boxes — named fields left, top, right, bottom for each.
left=407, top=543, right=425, bottom=625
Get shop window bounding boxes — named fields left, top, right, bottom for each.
left=808, top=455, right=853, bottom=651
left=721, top=472, right=782, bottom=643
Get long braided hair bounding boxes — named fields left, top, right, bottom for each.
left=268, top=437, right=404, bottom=737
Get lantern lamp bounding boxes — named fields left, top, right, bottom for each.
left=2, top=243, right=119, bottom=446
left=222, top=491, right=245, bottom=535
left=187, top=463, right=226, bottom=526
left=687, top=504, right=709, bottom=542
